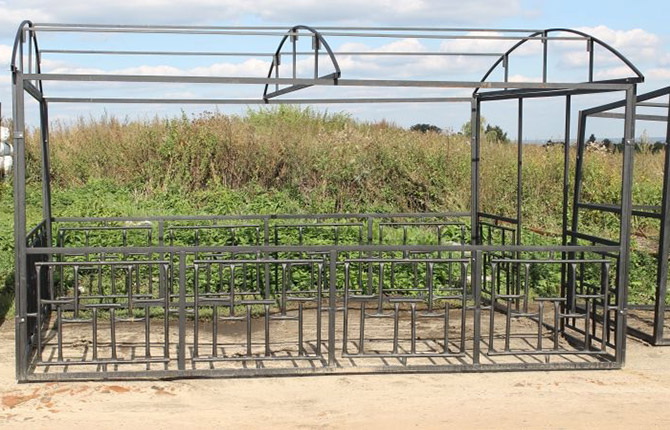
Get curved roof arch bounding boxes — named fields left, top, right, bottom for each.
left=11, top=20, right=44, bottom=93
left=9, top=23, right=643, bottom=105
left=474, top=28, right=644, bottom=96
left=262, top=25, right=341, bottom=102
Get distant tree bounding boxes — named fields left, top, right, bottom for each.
left=410, top=123, right=442, bottom=133
left=588, top=133, right=596, bottom=143
left=484, top=124, right=509, bottom=143
left=460, top=118, right=508, bottom=143
left=653, top=141, right=666, bottom=154
left=460, top=116, right=486, bottom=138
left=602, top=138, right=612, bottom=150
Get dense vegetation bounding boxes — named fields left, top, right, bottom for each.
left=0, top=106, right=666, bottom=317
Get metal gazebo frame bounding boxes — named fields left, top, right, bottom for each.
left=11, top=22, right=643, bottom=381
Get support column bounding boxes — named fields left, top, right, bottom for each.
left=653, top=95, right=670, bottom=342
left=515, top=99, right=523, bottom=309
left=561, top=95, right=572, bottom=248
left=516, top=99, right=523, bottom=245
left=561, top=95, right=572, bottom=328
left=40, top=100, right=52, bottom=246
left=617, top=84, right=637, bottom=365
left=470, top=97, right=481, bottom=245
left=570, top=111, right=587, bottom=245
left=13, top=69, right=28, bottom=381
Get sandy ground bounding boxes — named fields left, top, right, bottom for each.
left=1, top=319, right=670, bottom=429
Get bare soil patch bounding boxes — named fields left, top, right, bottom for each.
left=1, top=317, right=670, bottom=429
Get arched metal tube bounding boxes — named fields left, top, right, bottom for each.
left=474, top=28, right=644, bottom=96
left=262, top=25, right=341, bottom=101
left=11, top=20, right=44, bottom=93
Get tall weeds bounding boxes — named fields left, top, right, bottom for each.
left=22, top=106, right=664, bottom=235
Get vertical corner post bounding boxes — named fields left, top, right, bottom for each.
left=471, top=97, right=481, bottom=245
left=39, top=99, right=52, bottom=246
left=653, top=95, right=670, bottom=342
left=473, top=250, right=483, bottom=365
left=617, top=84, right=637, bottom=365
left=328, top=249, right=337, bottom=366
left=12, top=44, right=28, bottom=380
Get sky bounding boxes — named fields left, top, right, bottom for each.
left=1, top=0, right=670, bottom=141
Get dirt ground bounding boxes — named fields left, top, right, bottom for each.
left=1, top=318, right=670, bottom=429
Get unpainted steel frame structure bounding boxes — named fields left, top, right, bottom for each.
left=11, top=22, right=643, bottom=381
left=573, top=87, right=670, bottom=345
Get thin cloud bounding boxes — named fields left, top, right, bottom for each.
left=647, top=68, right=670, bottom=81
left=0, top=0, right=529, bottom=37
left=559, top=26, right=662, bottom=68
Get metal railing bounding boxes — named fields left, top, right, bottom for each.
left=19, top=216, right=623, bottom=381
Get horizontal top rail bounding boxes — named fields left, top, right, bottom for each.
left=194, top=259, right=323, bottom=265
left=31, top=23, right=548, bottom=33
left=44, top=97, right=472, bottom=105
left=343, top=258, right=470, bottom=263
left=490, top=258, right=611, bottom=264
left=22, top=74, right=634, bottom=90
left=27, top=24, right=585, bottom=41
left=379, top=221, right=465, bottom=226
left=25, top=244, right=621, bottom=255
left=52, top=212, right=470, bottom=223
left=35, top=260, right=170, bottom=267
left=58, top=225, right=152, bottom=231
left=273, top=223, right=364, bottom=228
left=40, top=49, right=506, bottom=57
left=44, top=97, right=474, bottom=105
left=167, top=224, right=260, bottom=230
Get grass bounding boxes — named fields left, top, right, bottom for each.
left=0, top=105, right=666, bottom=320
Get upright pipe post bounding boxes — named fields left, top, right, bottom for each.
left=292, top=31, right=297, bottom=80
left=571, top=111, right=587, bottom=244
left=40, top=100, right=52, bottom=245
left=568, top=110, right=588, bottom=315
left=561, top=95, right=572, bottom=247
left=12, top=68, right=28, bottom=381
left=587, top=38, right=594, bottom=82
left=328, top=250, right=337, bottom=366
left=653, top=96, right=670, bottom=342
left=516, top=98, right=523, bottom=308
left=542, top=31, right=548, bottom=83
left=560, top=95, right=572, bottom=329
left=178, top=251, right=186, bottom=370
left=516, top=98, right=523, bottom=242
left=473, top=250, right=482, bottom=365
left=617, top=84, right=636, bottom=365
left=471, top=97, right=481, bottom=244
